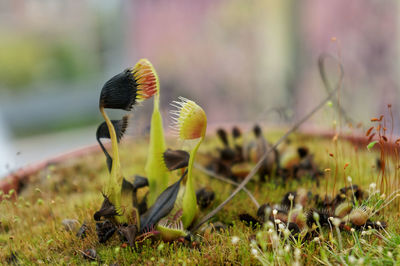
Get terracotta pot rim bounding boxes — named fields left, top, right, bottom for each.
left=0, top=144, right=102, bottom=198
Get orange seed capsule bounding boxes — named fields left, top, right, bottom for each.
left=368, top=133, right=376, bottom=142
left=366, top=126, right=374, bottom=137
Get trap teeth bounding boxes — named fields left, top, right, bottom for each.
left=163, top=149, right=190, bottom=171
left=170, top=97, right=207, bottom=140
left=96, top=115, right=129, bottom=143
left=96, top=115, right=130, bottom=172
left=100, top=69, right=140, bottom=111
left=334, top=202, right=353, bottom=218
left=133, top=59, right=159, bottom=101
left=349, top=207, right=369, bottom=226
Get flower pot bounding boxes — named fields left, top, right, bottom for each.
left=1, top=129, right=387, bottom=200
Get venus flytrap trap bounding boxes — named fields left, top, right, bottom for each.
left=139, top=170, right=187, bottom=234
left=163, top=149, right=190, bottom=171
left=96, top=59, right=158, bottom=224
left=170, top=97, right=207, bottom=228
left=96, top=115, right=129, bottom=172
left=144, top=97, right=207, bottom=241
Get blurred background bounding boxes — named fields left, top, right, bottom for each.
left=0, top=0, right=399, bottom=177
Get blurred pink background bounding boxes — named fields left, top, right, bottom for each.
left=0, top=0, right=399, bottom=175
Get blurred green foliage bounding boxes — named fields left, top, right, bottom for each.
left=0, top=36, right=42, bottom=89
left=0, top=34, right=99, bottom=92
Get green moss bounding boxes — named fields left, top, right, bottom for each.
left=1, top=132, right=399, bottom=264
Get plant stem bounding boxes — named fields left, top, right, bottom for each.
left=100, top=107, right=126, bottom=224
left=194, top=163, right=260, bottom=208
left=182, top=137, right=203, bottom=228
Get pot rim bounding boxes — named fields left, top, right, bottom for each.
left=0, top=128, right=389, bottom=198
left=0, top=144, right=102, bottom=198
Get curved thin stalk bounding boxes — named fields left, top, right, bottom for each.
left=100, top=106, right=126, bottom=224
left=194, top=163, right=260, bottom=208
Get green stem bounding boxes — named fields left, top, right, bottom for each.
left=100, top=107, right=126, bottom=224
left=182, top=137, right=203, bottom=228
left=145, top=93, right=169, bottom=205
left=154, top=92, right=160, bottom=108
